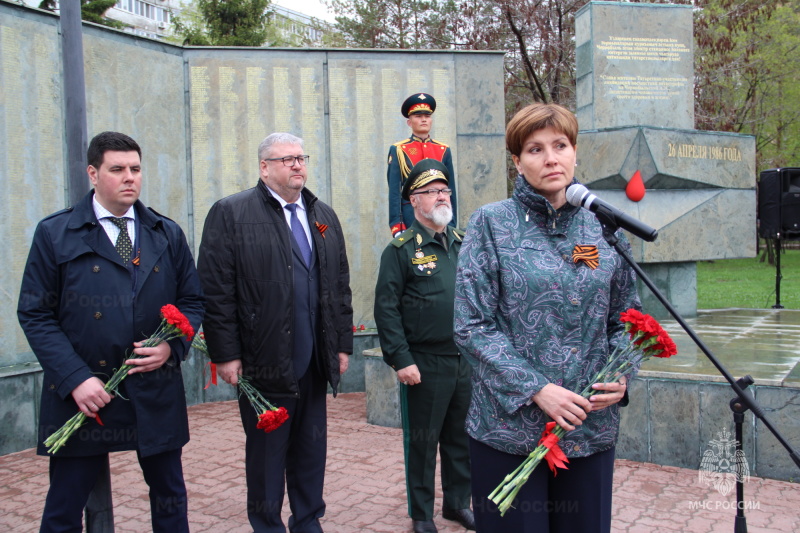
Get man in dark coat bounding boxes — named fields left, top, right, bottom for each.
left=17, top=131, right=204, bottom=533
left=386, top=92, right=457, bottom=237
left=197, top=132, right=353, bottom=533
left=374, top=159, right=474, bottom=533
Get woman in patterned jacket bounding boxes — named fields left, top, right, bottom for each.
left=453, top=102, right=641, bottom=532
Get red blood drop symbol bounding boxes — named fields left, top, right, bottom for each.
left=626, top=170, right=646, bottom=202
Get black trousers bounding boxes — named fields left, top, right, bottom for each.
left=240, top=365, right=327, bottom=533
left=470, top=437, right=615, bottom=533
left=40, top=448, right=188, bottom=533
left=399, top=352, right=472, bottom=520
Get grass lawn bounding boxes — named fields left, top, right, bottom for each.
left=697, top=248, right=800, bottom=310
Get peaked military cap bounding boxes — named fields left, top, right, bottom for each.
left=401, top=93, right=436, bottom=118
left=402, top=158, right=450, bottom=200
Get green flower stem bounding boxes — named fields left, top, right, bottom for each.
left=44, top=322, right=185, bottom=454
left=489, top=331, right=663, bottom=516
left=43, top=411, right=90, bottom=454
left=488, top=424, right=567, bottom=515
left=238, top=376, right=279, bottom=414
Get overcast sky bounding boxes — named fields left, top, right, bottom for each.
left=274, top=0, right=338, bottom=23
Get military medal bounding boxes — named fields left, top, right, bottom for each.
left=415, top=250, right=424, bottom=259
left=411, top=253, right=438, bottom=271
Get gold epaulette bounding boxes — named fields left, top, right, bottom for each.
left=391, top=228, right=416, bottom=248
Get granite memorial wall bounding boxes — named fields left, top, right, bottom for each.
left=0, top=2, right=506, bottom=453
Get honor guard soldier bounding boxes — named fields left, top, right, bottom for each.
left=386, top=93, right=457, bottom=237
left=374, top=159, right=474, bottom=533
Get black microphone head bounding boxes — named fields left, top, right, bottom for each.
left=566, top=183, right=588, bottom=207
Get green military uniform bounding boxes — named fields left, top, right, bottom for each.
left=374, top=220, right=472, bottom=521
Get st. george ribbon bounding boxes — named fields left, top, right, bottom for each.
left=566, top=183, right=658, bottom=242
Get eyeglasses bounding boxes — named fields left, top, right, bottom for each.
left=264, top=155, right=310, bottom=167
left=411, top=188, right=452, bottom=197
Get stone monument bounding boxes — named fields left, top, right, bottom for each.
left=575, top=1, right=756, bottom=318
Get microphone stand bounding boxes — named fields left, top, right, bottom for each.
left=596, top=215, right=800, bottom=533
left=772, top=236, right=784, bottom=309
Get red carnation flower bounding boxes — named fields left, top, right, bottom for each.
left=640, top=315, right=662, bottom=338
left=489, top=306, right=677, bottom=515
left=161, top=304, right=194, bottom=341
left=256, top=407, right=290, bottom=433
left=648, top=329, right=678, bottom=358
left=620, top=309, right=646, bottom=336
left=45, top=303, right=196, bottom=454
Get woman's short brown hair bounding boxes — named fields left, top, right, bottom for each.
left=505, top=103, right=578, bottom=156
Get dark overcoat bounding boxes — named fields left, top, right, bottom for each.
left=17, top=191, right=204, bottom=457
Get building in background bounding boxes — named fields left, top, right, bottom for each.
left=19, top=0, right=332, bottom=44
left=110, top=0, right=182, bottom=39
left=270, top=5, right=327, bottom=46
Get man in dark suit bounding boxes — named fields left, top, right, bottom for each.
left=197, top=132, right=354, bottom=533
left=17, top=131, right=204, bottom=533
left=386, top=92, right=457, bottom=237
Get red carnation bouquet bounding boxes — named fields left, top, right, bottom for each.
left=489, top=308, right=677, bottom=515
left=191, top=334, right=289, bottom=434
left=45, top=304, right=195, bottom=454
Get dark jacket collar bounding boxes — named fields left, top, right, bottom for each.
left=67, top=190, right=160, bottom=230
left=256, top=179, right=318, bottom=212
left=512, top=175, right=581, bottom=233
left=512, top=175, right=580, bottom=216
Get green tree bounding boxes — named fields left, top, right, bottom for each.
left=328, top=0, right=800, bottom=170
left=173, top=0, right=272, bottom=46
left=328, top=0, right=437, bottom=48
left=327, top=0, right=587, bottom=108
left=754, top=4, right=800, bottom=169
left=38, top=0, right=123, bottom=29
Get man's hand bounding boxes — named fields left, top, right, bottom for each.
left=338, top=353, right=349, bottom=374
left=396, top=364, right=421, bottom=386
left=125, top=340, right=172, bottom=375
left=589, top=377, right=627, bottom=411
left=532, top=383, right=591, bottom=431
left=71, top=377, right=113, bottom=418
left=217, top=359, right=242, bottom=386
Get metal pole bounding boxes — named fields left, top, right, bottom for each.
left=60, top=0, right=89, bottom=206
left=773, top=236, right=784, bottom=309
left=59, top=3, right=113, bottom=531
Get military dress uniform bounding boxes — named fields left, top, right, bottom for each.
left=387, top=93, right=457, bottom=236
left=374, top=220, right=472, bottom=524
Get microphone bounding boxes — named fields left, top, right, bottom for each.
left=566, top=184, right=658, bottom=242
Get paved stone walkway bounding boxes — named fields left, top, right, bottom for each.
left=1, top=393, right=797, bottom=532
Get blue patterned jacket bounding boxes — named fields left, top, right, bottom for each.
left=453, top=176, right=641, bottom=457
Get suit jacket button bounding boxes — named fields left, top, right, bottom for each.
left=49, top=384, right=55, bottom=390
left=573, top=445, right=581, bottom=452
left=94, top=312, right=102, bottom=319
left=92, top=265, right=100, bottom=273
